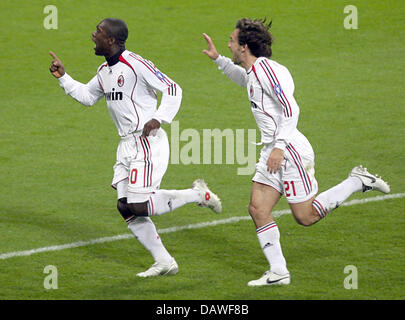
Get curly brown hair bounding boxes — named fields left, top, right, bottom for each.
left=235, top=18, right=273, bottom=58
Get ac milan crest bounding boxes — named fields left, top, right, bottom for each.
left=117, top=75, right=124, bottom=87
left=250, top=85, right=254, bottom=97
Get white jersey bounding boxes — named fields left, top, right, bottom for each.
left=214, top=55, right=300, bottom=150
left=58, top=49, right=182, bottom=137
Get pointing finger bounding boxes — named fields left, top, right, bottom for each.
left=49, top=51, right=59, bottom=60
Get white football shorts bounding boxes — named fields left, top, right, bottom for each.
left=252, top=132, right=318, bottom=203
left=112, top=128, right=169, bottom=202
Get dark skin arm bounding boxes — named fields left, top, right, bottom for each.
left=50, top=50, right=160, bottom=137
left=142, top=119, right=161, bottom=137
left=49, top=51, right=65, bottom=78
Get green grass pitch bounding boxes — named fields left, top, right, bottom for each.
left=0, top=0, right=404, bottom=301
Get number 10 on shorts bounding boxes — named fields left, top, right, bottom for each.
left=130, top=169, right=138, bottom=184
left=284, top=181, right=296, bottom=197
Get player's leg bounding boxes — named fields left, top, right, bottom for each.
left=127, top=130, right=221, bottom=217
left=289, top=166, right=390, bottom=226
left=115, top=179, right=178, bottom=277
left=121, top=184, right=221, bottom=217
left=249, top=181, right=289, bottom=271
left=247, top=146, right=291, bottom=286
left=125, top=129, right=220, bottom=277
left=290, top=175, right=362, bottom=225
left=248, top=182, right=281, bottom=228
left=247, top=182, right=290, bottom=286
left=285, top=134, right=390, bottom=225
left=125, top=131, right=179, bottom=277
left=112, top=135, right=179, bottom=277
left=146, top=179, right=222, bottom=215
left=284, top=136, right=359, bottom=225
left=126, top=189, right=179, bottom=277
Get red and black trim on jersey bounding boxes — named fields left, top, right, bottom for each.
left=147, top=196, right=155, bottom=216
left=97, top=63, right=108, bottom=91
left=285, top=143, right=312, bottom=196
left=127, top=52, right=178, bottom=96
left=167, top=83, right=177, bottom=96
left=258, top=59, right=293, bottom=118
left=251, top=65, right=278, bottom=137
left=117, top=55, right=141, bottom=131
left=140, top=136, right=153, bottom=188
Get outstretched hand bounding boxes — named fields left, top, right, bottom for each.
left=49, top=51, right=65, bottom=78
left=202, top=33, right=219, bottom=60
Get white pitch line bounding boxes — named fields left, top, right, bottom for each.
left=1, top=193, right=404, bottom=260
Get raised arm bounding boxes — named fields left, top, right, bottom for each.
left=49, top=51, right=104, bottom=106
left=49, top=51, right=65, bottom=78
left=202, top=33, right=219, bottom=60
left=202, top=33, right=248, bottom=88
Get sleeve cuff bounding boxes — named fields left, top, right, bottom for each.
left=153, top=116, right=162, bottom=124
left=213, top=55, right=228, bottom=69
left=57, top=72, right=70, bottom=85
left=274, top=140, right=287, bottom=151
left=213, top=55, right=222, bottom=63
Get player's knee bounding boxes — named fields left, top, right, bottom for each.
left=117, top=198, right=149, bottom=219
left=295, top=216, right=313, bottom=227
left=117, top=197, right=127, bottom=211
left=248, top=202, right=259, bottom=217
left=293, top=210, right=318, bottom=227
left=248, top=202, right=267, bottom=220
left=117, top=198, right=134, bottom=220
left=126, top=202, right=149, bottom=217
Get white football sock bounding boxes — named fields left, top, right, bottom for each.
left=313, top=176, right=363, bottom=218
left=148, top=189, right=201, bottom=216
left=128, top=217, right=172, bottom=264
left=256, top=222, right=289, bottom=275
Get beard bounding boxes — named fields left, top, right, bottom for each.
left=94, top=45, right=105, bottom=56
left=232, top=54, right=242, bottom=65
left=231, top=48, right=243, bottom=65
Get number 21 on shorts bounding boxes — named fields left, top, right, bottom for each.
left=284, top=181, right=296, bottom=197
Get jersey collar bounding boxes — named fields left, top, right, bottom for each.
left=106, top=47, right=126, bottom=66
